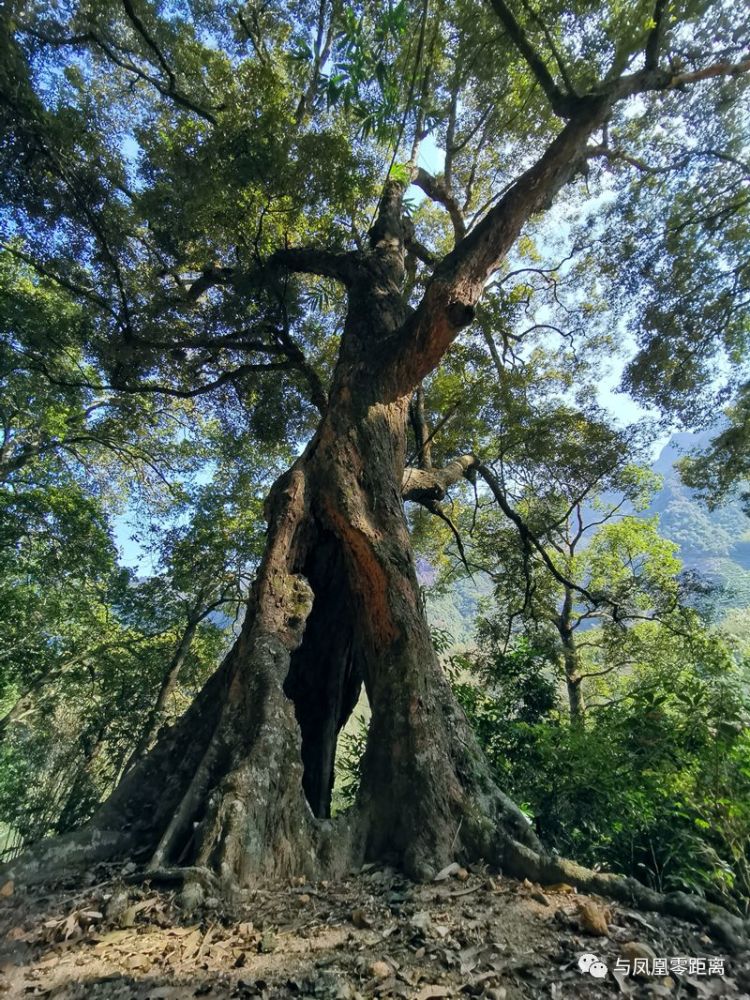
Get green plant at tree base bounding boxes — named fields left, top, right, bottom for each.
left=452, top=634, right=750, bottom=914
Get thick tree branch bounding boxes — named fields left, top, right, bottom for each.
left=268, top=246, right=359, bottom=285
left=368, top=179, right=408, bottom=255
left=486, top=0, right=573, bottom=117
left=644, top=0, right=669, bottom=71
left=387, top=96, right=611, bottom=394
left=185, top=265, right=234, bottom=301
left=402, top=453, right=477, bottom=504
left=384, top=54, right=750, bottom=398
left=120, top=0, right=176, bottom=88
left=413, top=168, right=467, bottom=241
left=668, top=58, right=750, bottom=88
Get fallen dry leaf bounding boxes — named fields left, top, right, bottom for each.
left=0, top=880, right=14, bottom=898
left=181, top=927, right=203, bottom=957
left=577, top=899, right=610, bottom=936
left=415, top=986, right=451, bottom=999
left=449, top=884, right=480, bottom=898
left=123, top=952, right=150, bottom=971
left=530, top=889, right=551, bottom=906
left=433, top=863, right=460, bottom=882
left=612, top=965, right=635, bottom=996
left=94, top=929, right=136, bottom=949
left=196, top=923, right=215, bottom=960
left=620, top=940, right=656, bottom=965
left=369, top=959, right=392, bottom=980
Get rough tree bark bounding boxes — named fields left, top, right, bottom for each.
left=5, top=58, right=750, bottom=951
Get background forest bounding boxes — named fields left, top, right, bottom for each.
left=1, top=0, right=749, bottom=926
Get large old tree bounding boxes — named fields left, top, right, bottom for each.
left=2, top=0, right=749, bottom=938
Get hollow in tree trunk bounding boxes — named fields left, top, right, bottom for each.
left=7, top=113, right=750, bottom=951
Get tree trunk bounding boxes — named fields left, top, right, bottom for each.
left=0, top=101, right=668, bottom=889
left=562, top=644, right=586, bottom=724
left=0, top=688, right=38, bottom=740
left=1, top=106, right=617, bottom=883
left=557, top=587, right=586, bottom=724
left=5, top=137, right=750, bottom=955
left=122, top=613, right=201, bottom=774
left=1, top=193, right=541, bottom=887
left=4, top=51, right=750, bottom=951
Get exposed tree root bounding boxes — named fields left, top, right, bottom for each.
left=0, top=827, right=135, bottom=887
left=123, top=865, right=224, bottom=899
left=501, top=837, right=750, bottom=953
left=4, top=807, right=748, bottom=955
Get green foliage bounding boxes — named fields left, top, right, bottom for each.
left=331, top=714, right=370, bottom=815
left=680, top=385, right=750, bottom=513
left=0, top=0, right=748, bottom=889
left=456, top=632, right=750, bottom=911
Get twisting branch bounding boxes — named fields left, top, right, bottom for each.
left=27, top=356, right=294, bottom=400
left=2, top=245, right=117, bottom=319
left=586, top=145, right=659, bottom=173
left=426, top=499, right=472, bottom=574
left=296, top=0, right=339, bottom=123
left=475, top=461, right=615, bottom=613
left=403, top=218, right=438, bottom=267
left=413, top=168, right=467, bottom=242
left=24, top=25, right=218, bottom=122
left=269, top=284, right=329, bottom=416
left=91, top=30, right=217, bottom=121
left=236, top=7, right=270, bottom=63
left=402, top=454, right=475, bottom=573
left=408, top=385, right=432, bottom=469
left=406, top=400, right=463, bottom=465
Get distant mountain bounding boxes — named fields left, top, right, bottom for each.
left=649, top=431, right=750, bottom=611
left=426, top=430, right=750, bottom=644
left=426, top=572, right=493, bottom=646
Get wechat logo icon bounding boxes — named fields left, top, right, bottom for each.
left=578, top=953, right=608, bottom=979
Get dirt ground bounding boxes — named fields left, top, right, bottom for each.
left=0, top=862, right=748, bottom=999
